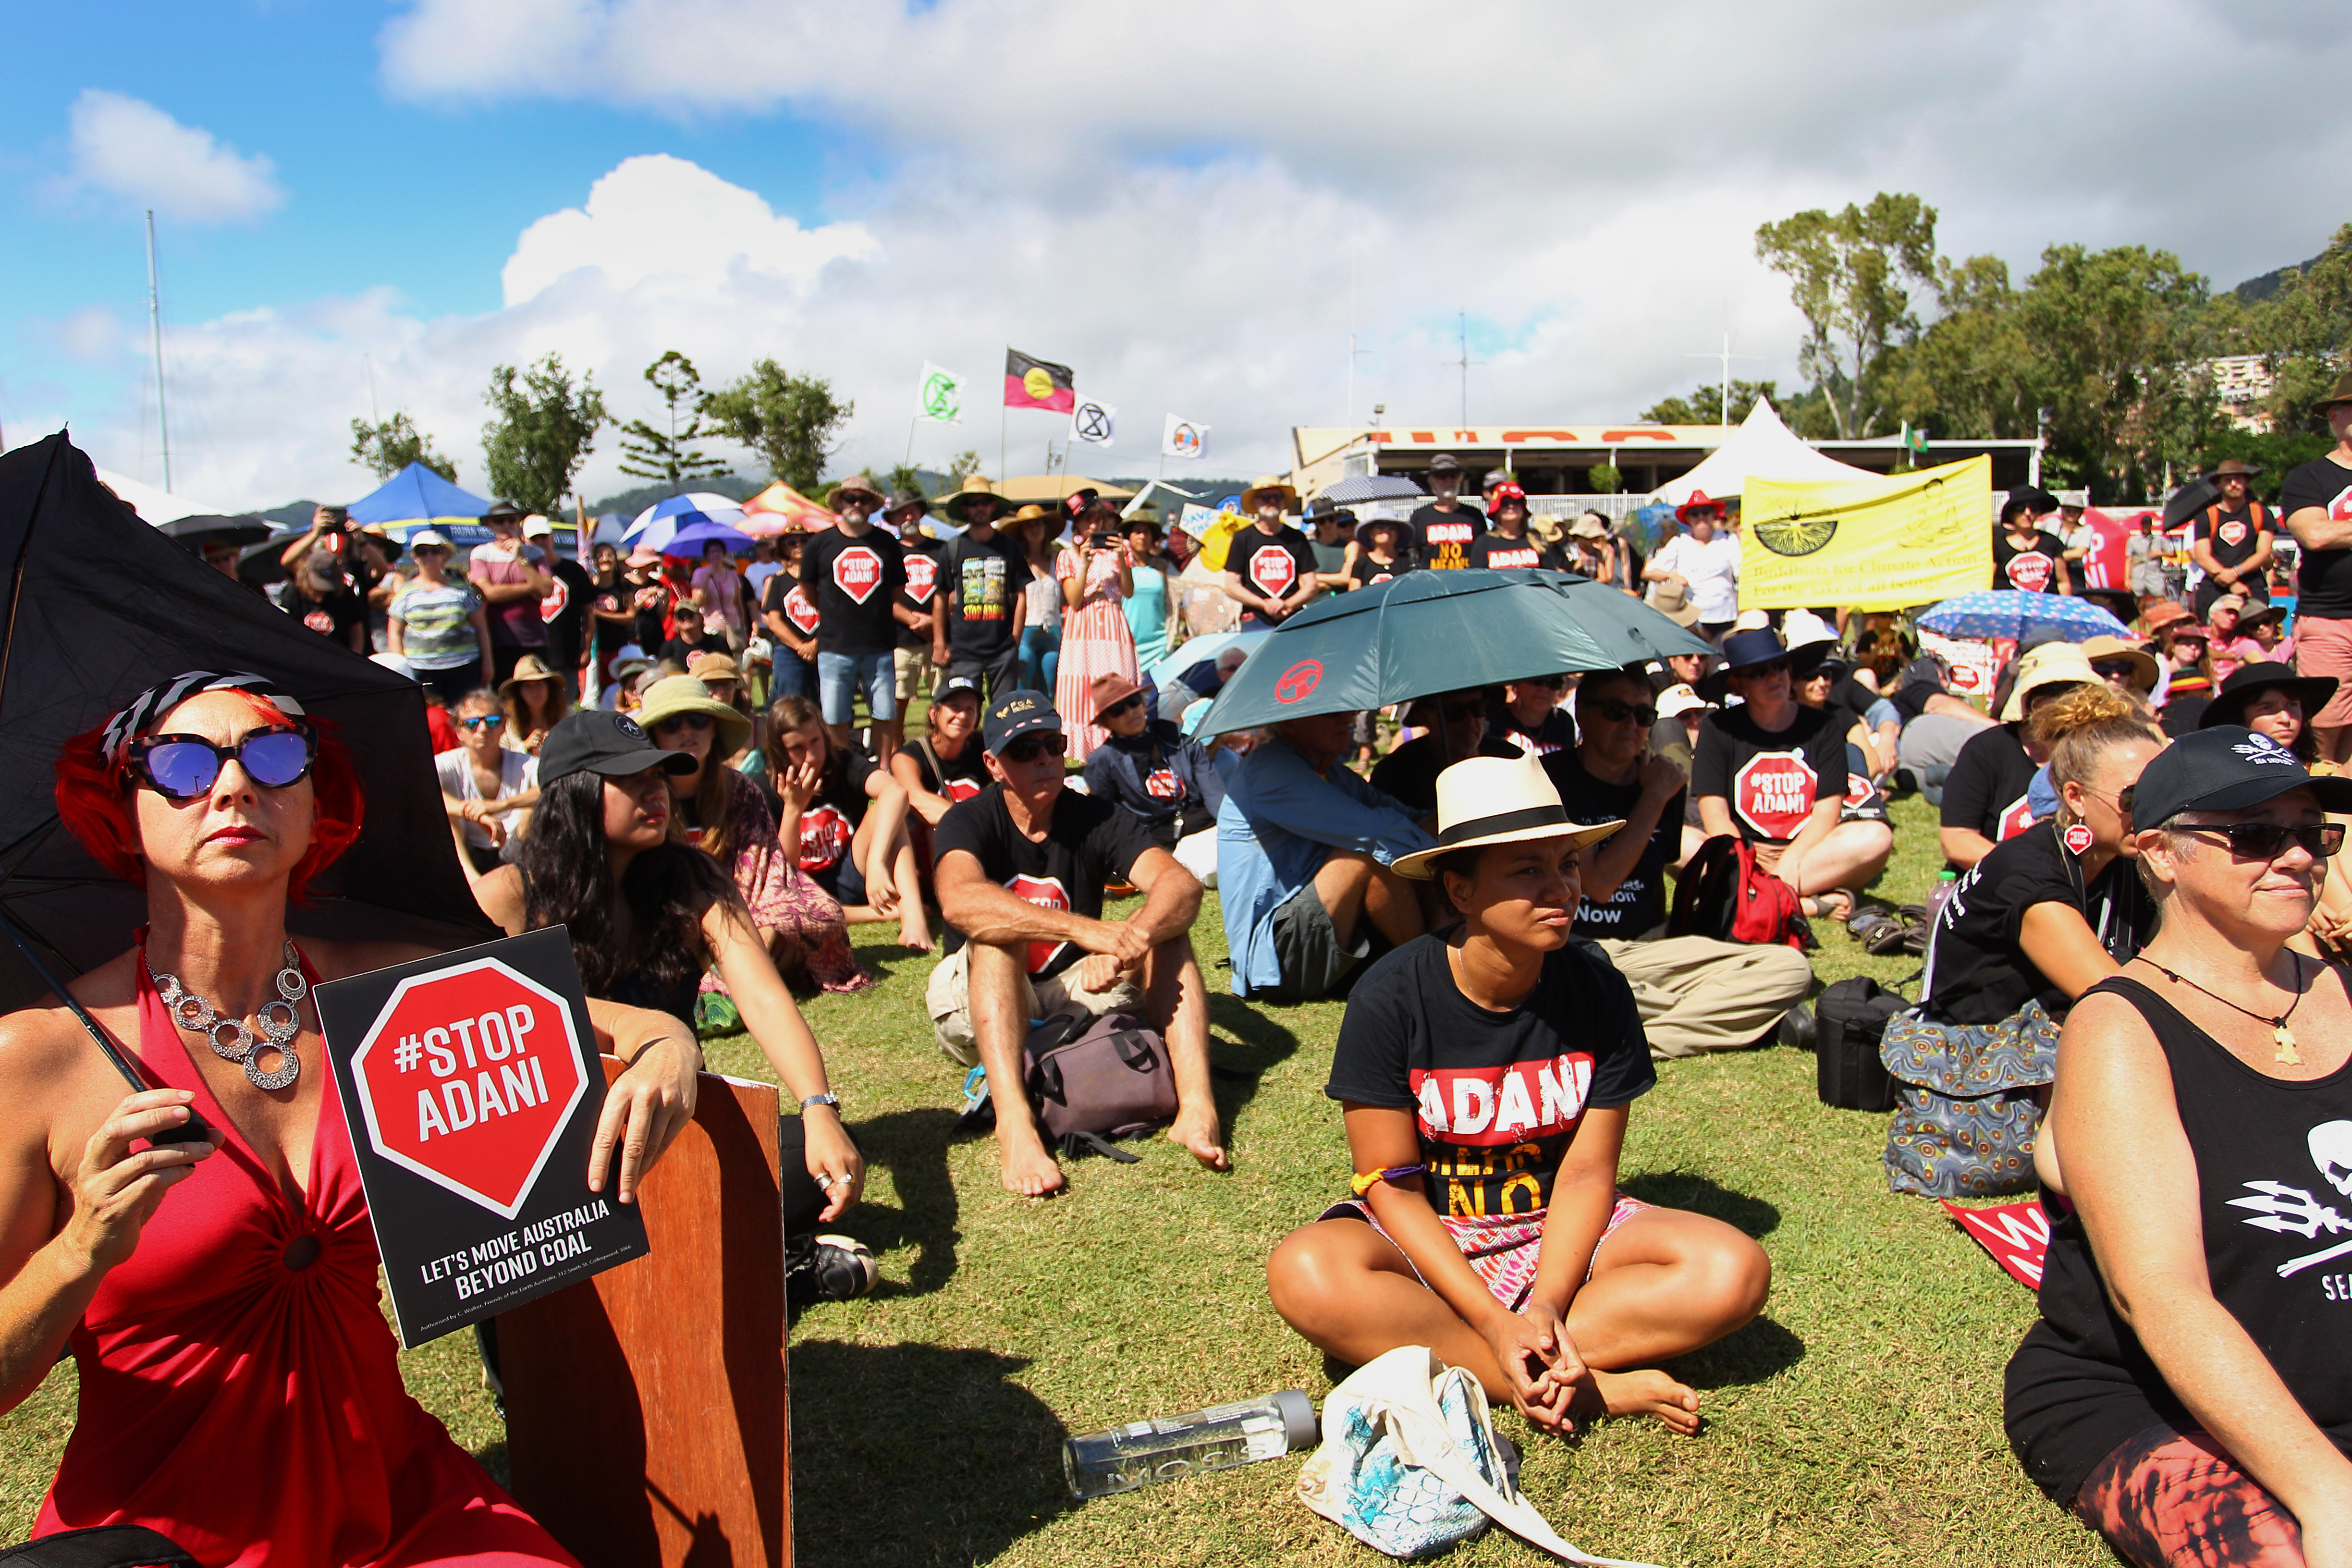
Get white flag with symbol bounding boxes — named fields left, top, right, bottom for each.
left=918, top=362, right=965, bottom=425
left=1070, top=399, right=1116, bottom=448
left=1162, top=414, right=1208, bottom=460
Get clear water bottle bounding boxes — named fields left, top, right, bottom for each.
left=1929, top=867, right=1959, bottom=923
left=1063, top=1390, right=1319, bottom=1498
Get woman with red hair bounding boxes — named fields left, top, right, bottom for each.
left=2, top=670, right=700, bottom=1566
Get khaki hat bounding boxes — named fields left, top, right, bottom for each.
left=1240, top=474, right=1299, bottom=514
left=1999, top=643, right=2099, bottom=721
left=1569, top=514, right=1611, bottom=539
left=2207, top=458, right=2263, bottom=481
left=2313, top=369, right=2352, bottom=413
left=498, top=653, right=564, bottom=694
left=825, top=474, right=885, bottom=511
left=1645, top=581, right=1702, bottom=628
left=634, top=674, right=753, bottom=758
left=2077, top=634, right=2159, bottom=694
left=1394, top=749, right=1623, bottom=880
left=942, top=475, right=1011, bottom=524
left=686, top=651, right=742, bottom=683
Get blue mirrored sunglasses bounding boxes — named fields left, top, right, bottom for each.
left=127, top=726, right=316, bottom=803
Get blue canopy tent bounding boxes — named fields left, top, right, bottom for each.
left=346, top=464, right=576, bottom=551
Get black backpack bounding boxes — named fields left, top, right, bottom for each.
left=0, top=1527, right=200, bottom=1567
left=1814, top=976, right=1909, bottom=1112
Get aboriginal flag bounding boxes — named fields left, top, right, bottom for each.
left=1004, top=348, right=1076, bottom=414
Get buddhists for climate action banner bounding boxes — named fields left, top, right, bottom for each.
left=1737, top=455, right=1994, bottom=611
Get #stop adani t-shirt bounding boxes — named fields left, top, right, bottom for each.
left=1229, top=527, right=1320, bottom=607
left=799, top=525, right=906, bottom=656
left=1690, top=703, right=1849, bottom=845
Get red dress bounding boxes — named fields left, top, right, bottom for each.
left=35, top=952, right=577, bottom=1568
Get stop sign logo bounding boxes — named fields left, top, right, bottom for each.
left=1731, top=751, right=1818, bottom=841
left=348, top=957, right=588, bottom=1220
left=834, top=544, right=886, bottom=604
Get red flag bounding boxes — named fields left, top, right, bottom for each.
left=1941, top=1199, right=2050, bottom=1288
left=1004, top=348, right=1075, bottom=413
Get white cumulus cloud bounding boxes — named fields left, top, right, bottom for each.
left=61, top=90, right=285, bottom=224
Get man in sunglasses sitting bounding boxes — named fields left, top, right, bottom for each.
left=1367, top=688, right=1524, bottom=813
left=927, top=690, right=1227, bottom=1197
left=1545, top=668, right=1814, bottom=1057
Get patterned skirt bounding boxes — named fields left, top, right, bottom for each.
left=1320, top=1193, right=1651, bottom=1311
left=1054, top=598, right=1140, bottom=762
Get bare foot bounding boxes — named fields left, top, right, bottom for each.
left=998, top=1136, right=1066, bottom=1198
left=1168, top=1108, right=1229, bottom=1172
left=898, top=918, right=934, bottom=952
left=1580, top=1369, right=1702, bottom=1436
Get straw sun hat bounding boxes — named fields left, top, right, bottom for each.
left=633, top=674, right=752, bottom=758
left=1395, top=749, right=1623, bottom=879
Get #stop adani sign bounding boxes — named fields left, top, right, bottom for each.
left=317, top=928, right=649, bottom=1346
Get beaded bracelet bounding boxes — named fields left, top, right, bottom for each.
left=1349, top=1164, right=1426, bottom=1197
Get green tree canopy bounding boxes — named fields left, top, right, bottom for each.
left=700, top=360, right=853, bottom=494
left=349, top=411, right=456, bottom=482
left=1754, top=193, right=1940, bottom=440
left=1640, top=380, right=1783, bottom=427
left=481, top=355, right=608, bottom=513
left=617, top=350, right=732, bottom=493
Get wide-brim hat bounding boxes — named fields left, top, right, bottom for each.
left=1569, top=514, right=1611, bottom=539
left=2206, top=458, right=2263, bottom=481
left=1676, top=490, right=1726, bottom=525
left=2200, top=662, right=2340, bottom=731
left=1781, top=608, right=1840, bottom=666
left=942, top=476, right=1010, bottom=523
left=2313, top=369, right=2352, bottom=413
left=825, top=474, right=885, bottom=511
left=2002, top=485, right=2060, bottom=521
left=2078, top=634, right=2160, bottom=694
left=2132, top=724, right=2352, bottom=827
left=1241, top=474, right=1299, bottom=514
left=2142, top=599, right=2194, bottom=634
left=499, top=653, right=564, bottom=693
left=1646, top=581, right=1703, bottom=627
left=626, top=544, right=662, bottom=568
left=1354, top=515, right=1411, bottom=550
left=634, top=674, right=753, bottom=757
left=1395, top=749, right=1623, bottom=879
left=1999, top=643, right=2098, bottom=721
left=482, top=499, right=527, bottom=524
left=1719, top=628, right=1792, bottom=671
left=686, top=651, right=742, bottom=683
left=2237, top=599, right=2288, bottom=632
left=1089, top=670, right=1144, bottom=722
left=1427, top=453, right=1464, bottom=475
left=882, top=490, right=931, bottom=522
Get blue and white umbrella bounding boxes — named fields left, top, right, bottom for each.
left=660, top=518, right=755, bottom=557
left=1918, top=590, right=2130, bottom=643
left=622, top=492, right=749, bottom=552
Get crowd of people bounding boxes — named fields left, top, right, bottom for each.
left=10, top=374, right=2352, bottom=1567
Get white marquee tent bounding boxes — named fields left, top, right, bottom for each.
left=1652, top=400, right=1875, bottom=506
left=94, top=467, right=221, bottom=526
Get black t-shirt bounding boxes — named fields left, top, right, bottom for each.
left=1410, top=503, right=1484, bottom=571
left=939, top=532, right=1024, bottom=654
left=1349, top=551, right=1418, bottom=590
left=660, top=633, right=727, bottom=669
left=898, top=538, right=945, bottom=648
left=1467, top=534, right=1566, bottom=572
left=1325, top=934, right=1654, bottom=1219
left=2284, top=456, right=2352, bottom=619
left=1993, top=528, right=2067, bottom=593
left=1227, top=528, right=1320, bottom=609
left=761, top=572, right=821, bottom=655
left=1690, top=704, right=1848, bottom=845
left=1923, top=819, right=2155, bottom=1025
left=1488, top=709, right=1576, bottom=759
left=800, top=525, right=906, bottom=656
left=933, top=784, right=1158, bottom=978
left=590, top=580, right=634, bottom=657
left=631, top=582, right=670, bottom=652
left=897, top=735, right=988, bottom=807
left=787, top=749, right=877, bottom=875
left=1545, top=750, right=1681, bottom=938
left=1367, top=734, right=1521, bottom=813
left=283, top=582, right=366, bottom=647
left=541, top=557, right=594, bottom=665
left=1940, top=723, right=2038, bottom=848
left=2194, top=502, right=2271, bottom=575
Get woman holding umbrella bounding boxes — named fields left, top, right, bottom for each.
left=0, top=672, right=697, bottom=1563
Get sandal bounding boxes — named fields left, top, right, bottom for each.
left=1847, top=909, right=1910, bottom=955
left=1803, top=889, right=1854, bottom=923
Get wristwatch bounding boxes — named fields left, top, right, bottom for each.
left=800, top=1092, right=841, bottom=1113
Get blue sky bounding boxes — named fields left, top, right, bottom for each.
left=7, top=0, right=2344, bottom=509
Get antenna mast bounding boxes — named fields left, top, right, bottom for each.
left=145, top=209, right=171, bottom=491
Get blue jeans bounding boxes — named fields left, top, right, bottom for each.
left=1018, top=625, right=1060, bottom=697
left=816, top=650, right=896, bottom=726
left=769, top=653, right=816, bottom=703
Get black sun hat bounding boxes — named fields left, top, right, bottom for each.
left=2199, top=662, right=2340, bottom=733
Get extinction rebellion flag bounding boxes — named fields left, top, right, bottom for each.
left=1004, top=348, right=1077, bottom=413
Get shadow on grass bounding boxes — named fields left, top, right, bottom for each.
left=789, top=1341, right=1072, bottom=1567
left=1620, top=1171, right=1781, bottom=1238
left=1204, top=994, right=1303, bottom=1136
left=845, top=1108, right=962, bottom=1299
left=1667, top=1315, right=1807, bottom=1390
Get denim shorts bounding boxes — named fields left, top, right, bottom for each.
left=816, top=650, right=897, bottom=726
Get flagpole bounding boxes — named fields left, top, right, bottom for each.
left=999, top=404, right=1006, bottom=485
left=905, top=416, right=917, bottom=469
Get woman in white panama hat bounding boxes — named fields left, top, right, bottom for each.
left=1267, top=750, right=1770, bottom=1439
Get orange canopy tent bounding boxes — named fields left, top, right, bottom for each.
left=740, top=481, right=837, bottom=535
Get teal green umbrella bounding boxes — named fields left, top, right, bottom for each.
left=1199, top=569, right=1706, bottom=734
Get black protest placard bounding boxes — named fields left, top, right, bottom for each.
left=316, top=927, right=649, bottom=1346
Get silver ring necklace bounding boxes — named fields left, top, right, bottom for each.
left=151, top=941, right=308, bottom=1091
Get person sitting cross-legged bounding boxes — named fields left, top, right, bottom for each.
left=1546, top=667, right=1814, bottom=1056
left=926, top=690, right=1227, bottom=1196
left=1266, top=750, right=1770, bottom=1438
left=1218, top=708, right=1436, bottom=1003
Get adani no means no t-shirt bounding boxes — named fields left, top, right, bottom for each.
left=1325, top=935, right=1654, bottom=1219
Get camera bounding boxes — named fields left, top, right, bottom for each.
left=1089, top=530, right=1114, bottom=549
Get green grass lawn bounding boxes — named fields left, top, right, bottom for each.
left=0, top=790, right=2111, bottom=1566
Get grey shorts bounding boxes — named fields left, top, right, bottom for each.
left=1259, top=880, right=1370, bottom=1004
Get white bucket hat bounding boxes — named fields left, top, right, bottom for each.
left=1395, top=748, right=1623, bottom=879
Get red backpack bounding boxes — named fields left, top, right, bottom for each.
left=1666, top=834, right=1814, bottom=950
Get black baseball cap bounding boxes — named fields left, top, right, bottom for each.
left=982, top=689, right=1062, bottom=755
left=2130, top=725, right=2352, bottom=829
left=537, top=710, right=698, bottom=788
left=935, top=674, right=983, bottom=706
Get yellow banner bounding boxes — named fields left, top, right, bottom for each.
left=1739, top=456, right=1993, bottom=610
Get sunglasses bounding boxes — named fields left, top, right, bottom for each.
left=1440, top=700, right=1486, bottom=723
left=1100, top=692, right=1145, bottom=718
left=655, top=713, right=715, bottom=735
left=1586, top=697, right=1659, bottom=727
left=128, top=726, right=315, bottom=804
left=1734, top=659, right=1791, bottom=680
left=2176, top=821, right=2345, bottom=861
left=2090, top=660, right=2143, bottom=679
left=460, top=714, right=505, bottom=730
left=1001, top=733, right=1066, bottom=764
left=413, top=545, right=449, bottom=557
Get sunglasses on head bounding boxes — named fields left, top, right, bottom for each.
left=1001, top=733, right=1066, bottom=764
left=655, top=713, right=714, bottom=735
left=1586, top=697, right=1658, bottom=726
left=1100, top=692, right=1145, bottom=718
left=2175, top=820, right=2345, bottom=861
left=460, top=714, right=504, bottom=730
left=127, top=725, right=316, bottom=804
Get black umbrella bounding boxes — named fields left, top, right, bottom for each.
left=2163, top=478, right=2219, bottom=529
left=0, top=433, right=496, bottom=1027
left=158, top=512, right=273, bottom=551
